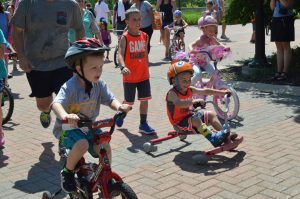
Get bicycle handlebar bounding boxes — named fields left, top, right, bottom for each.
left=61, top=111, right=127, bottom=135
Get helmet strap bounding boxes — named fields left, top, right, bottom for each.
left=74, top=59, right=93, bottom=97
left=174, top=76, right=181, bottom=91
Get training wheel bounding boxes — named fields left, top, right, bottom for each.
left=179, top=135, right=187, bottom=141
left=42, top=191, right=52, bottom=199
left=143, top=142, right=157, bottom=153
left=192, top=153, right=209, bottom=164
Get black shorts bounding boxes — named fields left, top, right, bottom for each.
left=175, top=110, right=207, bottom=132
left=271, top=16, right=295, bottom=42
left=26, top=67, right=73, bottom=98
left=123, top=79, right=151, bottom=104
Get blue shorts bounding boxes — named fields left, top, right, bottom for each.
left=59, top=129, right=102, bottom=158
left=0, top=78, right=5, bottom=92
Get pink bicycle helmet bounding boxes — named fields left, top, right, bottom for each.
left=198, top=16, right=217, bottom=29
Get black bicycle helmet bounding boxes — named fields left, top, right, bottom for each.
left=65, top=38, right=110, bottom=69
left=65, top=38, right=110, bottom=96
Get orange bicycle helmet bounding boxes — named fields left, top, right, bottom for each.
left=167, top=61, right=194, bottom=84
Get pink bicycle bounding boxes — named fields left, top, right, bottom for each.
left=175, top=45, right=240, bottom=120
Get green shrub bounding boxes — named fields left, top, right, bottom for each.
left=183, top=11, right=200, bottom=25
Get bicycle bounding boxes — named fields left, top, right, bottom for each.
left=1, top=52, right=16, bottom=125
left=42, top=112, right=138, bottom=199
left=112, top=29, right=124, bottom=68
left=165, top=26, right=185, bottom=60
left=175, top=45, right=240, bottom=121
left=143, top=94, right=243, bottom=164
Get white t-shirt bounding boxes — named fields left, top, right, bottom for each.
left=94, top=1, right=110, bottom=23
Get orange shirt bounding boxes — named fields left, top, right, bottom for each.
left=166, top=88, right=193, bottom=125
left=123, top=31, right=149, bottom=83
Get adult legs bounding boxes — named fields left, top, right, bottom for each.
left=282, top=41, right=291, bottom=73
left=275, top=41, right=284, bottom=73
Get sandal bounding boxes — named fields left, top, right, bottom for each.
left=271, top=72, right=281, bottom=80
left=277, top=72, right=287, bottom=81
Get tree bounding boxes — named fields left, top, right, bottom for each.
left=225, top=0, right=300, bottom=27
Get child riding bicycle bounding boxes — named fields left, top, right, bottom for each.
left=165, top=10, right=188, bottom=46
left=166, top=61, right=232, bottom=147
left=189, top=15, right=225, bottom=85
left=51, top=38, right=131, bottom=193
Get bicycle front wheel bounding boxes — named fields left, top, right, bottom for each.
left=213, top=86, right=240, bottom=121
left=114, top=46, right=119, bottom=67
left=2, top=87, right=14, bottom=125
left=107, top=182, right=138, bottom=199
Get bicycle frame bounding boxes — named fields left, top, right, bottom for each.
left=61, top=112, right=127, bottom=199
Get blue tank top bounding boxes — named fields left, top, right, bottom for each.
left=273, top=0, right=293, bottom=18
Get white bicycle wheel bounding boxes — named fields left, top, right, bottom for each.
left=213, top=86, right=240, bottom=120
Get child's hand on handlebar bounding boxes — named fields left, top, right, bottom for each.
left=222, top=89, right=231, bottom=97
left=193, top=99, right=206, bottom=109
left=65, top=114, right=80, bottom=128
left=118, top=104, right=132, bottom=113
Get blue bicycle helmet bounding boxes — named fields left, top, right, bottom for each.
left=173, top=10, right=182, bottom=17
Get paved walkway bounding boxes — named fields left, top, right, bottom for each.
left=0, top=22, right=300, bottom=199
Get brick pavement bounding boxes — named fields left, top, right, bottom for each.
left=1, top=24, right=300, bottom=199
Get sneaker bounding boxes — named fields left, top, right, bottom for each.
left=220, top=35, right=229, bottom=40
left=40, top=112, right=51, bottom=128
left=206, top=129, right=230, bottom=147
left=61, top=169, right=76, bottom=193
left=0, top=133, right=5, bottom=147
left=139, top=122, right=156, bottom=135
left=222, top=123, right=231, bottom=132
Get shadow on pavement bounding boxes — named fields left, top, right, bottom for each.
left=118, top=128, right=158, bottom=153
left=236, top=88, right=300, bottom=124
left=146, top=140, right=192, bottom=158
left=0, top=149, right=9, bottom=168
left=13, top=142, right=66, bottom=197
left=173, top=150, right=246, bottom=175
left=3, top=121, right=20, bottom=131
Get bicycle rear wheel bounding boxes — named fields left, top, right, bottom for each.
left=114, top=46, right=119, bottom=68
left=1, top=87, right=14, bottom=125
left=213, top=86, right=239, bottom=120
left=107, top=182, right=137, bottom=199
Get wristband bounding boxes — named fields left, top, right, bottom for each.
left=120, top=65, right=125, bottom=71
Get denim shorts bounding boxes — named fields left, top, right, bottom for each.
left=59, top=128, right=102, bottom=158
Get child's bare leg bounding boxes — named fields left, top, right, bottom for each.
left=66, top=139, right=88, bottom=170
left=140, top=100, right=148, bottom=115
left=207, top=111, right=222, bottom=131
left=191, top=113, right=229, bottom=147
left=93, top=142, right=112, bottom=164
left=179, top=32, right=184, bottom=43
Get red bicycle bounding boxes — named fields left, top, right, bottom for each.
left=42, top=112, right=138, bottom=199
left=143, top=95, right=243, bottom=164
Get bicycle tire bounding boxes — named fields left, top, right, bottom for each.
left=179, top=41, right=185, bottom=52
left=2, top=87, right=14, bottom=125
left=213, top=86, right=240, bottom=121
left=169, top=44, right=176, bottom=60
left=114, top=46, right=119, bottom=67
left=107, top=181, right=138, bottom=199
